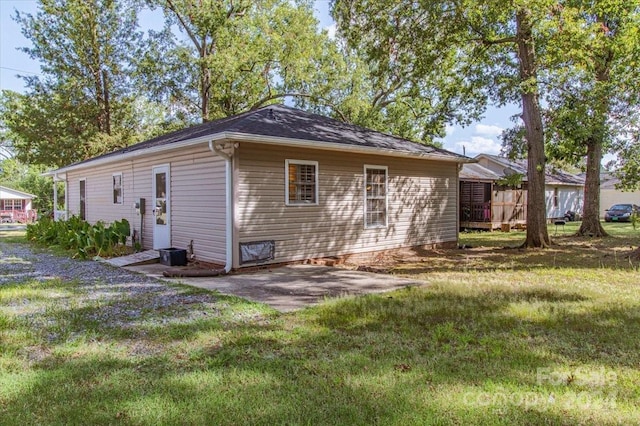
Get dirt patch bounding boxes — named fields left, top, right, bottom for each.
left=338, top=235, right=640, bottom=274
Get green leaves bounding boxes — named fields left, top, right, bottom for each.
left=2, top=0, right=147, bottom=167
left=143, top=0, right=343, bottom=122
left=26, top=217, right=132, bottom=259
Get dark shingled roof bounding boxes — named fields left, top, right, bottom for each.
left=61, top=104, right=467, bottom=170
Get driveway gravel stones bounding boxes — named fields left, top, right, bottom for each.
left=0, top=241, right=227, bottom=346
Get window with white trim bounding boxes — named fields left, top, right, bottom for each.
left=113, top=173, right=123, bottom=204
left=285, top=160, right=318, bottom=205
left=364, top=165, right=388, bottom=228
left=2, top=199, right=22, bottom=210
left=79, top=179, right=87, bottom=220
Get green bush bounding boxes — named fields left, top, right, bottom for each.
left=26, top=216, right=131, bottom=259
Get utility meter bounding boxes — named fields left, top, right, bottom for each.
left=134, top=198, right=146, bottom=215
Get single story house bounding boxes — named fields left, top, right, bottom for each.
left=598, top=173, right=640, bottom=218
left=47, top=105, right=470, bottom=271
left=0, top=185, right=37, bottom=223
left=460, top=154, right=584, bottom=230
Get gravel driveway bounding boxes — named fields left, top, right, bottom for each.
left=0, top=241, right=162, bottom=288
left=0, top=241, right=226, bottom=342
left=2, top=240, right=420, bottom=315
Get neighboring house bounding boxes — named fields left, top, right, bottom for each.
left=460, top=154, right=584, bottom=230
left=459, top=162, right=527, bottom=230
left=47, top=105, right=470, bottom=271
left=599, top=173, right=640, bottom=218
left=0, top=185, right=37, bottom=223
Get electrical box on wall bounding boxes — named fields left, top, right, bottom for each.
left=134, top=198, right=146, bottom=215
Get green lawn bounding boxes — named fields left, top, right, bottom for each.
left=1, top=223, right=639, bottom=425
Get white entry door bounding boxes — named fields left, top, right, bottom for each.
left=152, top=165, right=171, bottom=249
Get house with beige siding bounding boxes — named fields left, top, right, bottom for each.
left=47, top=105, right=470, bottom=271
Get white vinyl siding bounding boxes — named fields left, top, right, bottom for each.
left=364, top=165, right=388, bottom=228
left=65, top=145, right=227, bottom=265
left=285, top=159, right=318, bottom=205
left=545, top=185, right=584, bottom=219
left=235, top=142, right=458, bottom=267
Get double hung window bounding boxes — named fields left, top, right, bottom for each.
left=113, top=173, right=123, bottom=204
left=285, top=160, right=318, bottom=205
left=365, top=165, right=388, bottom=228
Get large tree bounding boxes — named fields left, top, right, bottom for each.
left=542, top=0, right=640, bottom=237
left=0, top=0, right=145, bottom=167
left=333, top=0, right=551, bottom=247
left=330, top=1, right=488, bottom=144
left=141, top=0, right=345, bottom=122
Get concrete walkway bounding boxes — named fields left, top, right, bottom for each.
left=125, top=263, right=421, bottom=312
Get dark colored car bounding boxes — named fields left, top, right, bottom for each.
left=604, top=204, right=640, bottom=222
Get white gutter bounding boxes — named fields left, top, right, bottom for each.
left=45, top=131, right=472, bottom=176
left=209, top=140, right=234, bottom=274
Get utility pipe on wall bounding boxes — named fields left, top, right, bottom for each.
left=209, top=140, right=234, bottom=274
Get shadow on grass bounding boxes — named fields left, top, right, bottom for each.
left=392, top=239, right=640, bottom=275
left=2, top=283, right=637, bottom=424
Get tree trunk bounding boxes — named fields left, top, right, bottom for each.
left=101, top=69, right=111, bottom=135
left=200, top=58, right=210, bottom=122
left=516, top=9, right=550, bottom=248
left=577, top=140, right=608, bottom=236
left=577, top=33, right=612, bottom=238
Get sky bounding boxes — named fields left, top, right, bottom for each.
left=0, top=0, right=516, bottom=158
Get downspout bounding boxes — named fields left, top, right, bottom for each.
left=209, top=140, right=233, bottom=274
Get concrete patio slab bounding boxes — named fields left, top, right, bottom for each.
left=104, top=250, right=159, bottom=267
left=125, top=263, right=421, bottom=312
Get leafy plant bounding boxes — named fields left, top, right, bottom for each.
left=26, top=216, right=130, bottom=259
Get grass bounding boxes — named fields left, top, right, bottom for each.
left=1, top=222, right=640, bottom=425
left=0, top=228, right=26, bottom=244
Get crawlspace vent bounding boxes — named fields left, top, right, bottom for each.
left=239, top=240, right=275, bottom=265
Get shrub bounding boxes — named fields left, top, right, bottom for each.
left=27, top=216, right=131, bottom=259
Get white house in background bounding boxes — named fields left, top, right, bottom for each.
left=461, top=154, right=584, bottom=226
left=599, top=173, right=640, bottom=218
left=46, top=105, right=471, bottom=271
left=0, top=185, right=37, bottom=223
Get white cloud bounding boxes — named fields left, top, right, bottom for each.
left=324, top=23, right=337, bottom=39
left=475, top=124, right=504, bottom=137
left=455, top=136, right=502, bottom=156
left=444, top=124, right=455, bottom=137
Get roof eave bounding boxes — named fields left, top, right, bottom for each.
left=222, top=132, right=472, bottom=163
left=45, top=131, right=472, bottom=175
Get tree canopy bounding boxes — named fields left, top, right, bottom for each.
left=333, top=0, right=552, bottom=247
left=1, top=0, right=148, bottom=167
left=140, top=0, right=346, bottom=122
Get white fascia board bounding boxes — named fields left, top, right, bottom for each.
left=45, top=131, right=471, bottom=175
left=45, top=133, right=229, bottom=175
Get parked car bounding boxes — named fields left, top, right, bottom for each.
left=604, top=204, right=640, bottom=222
